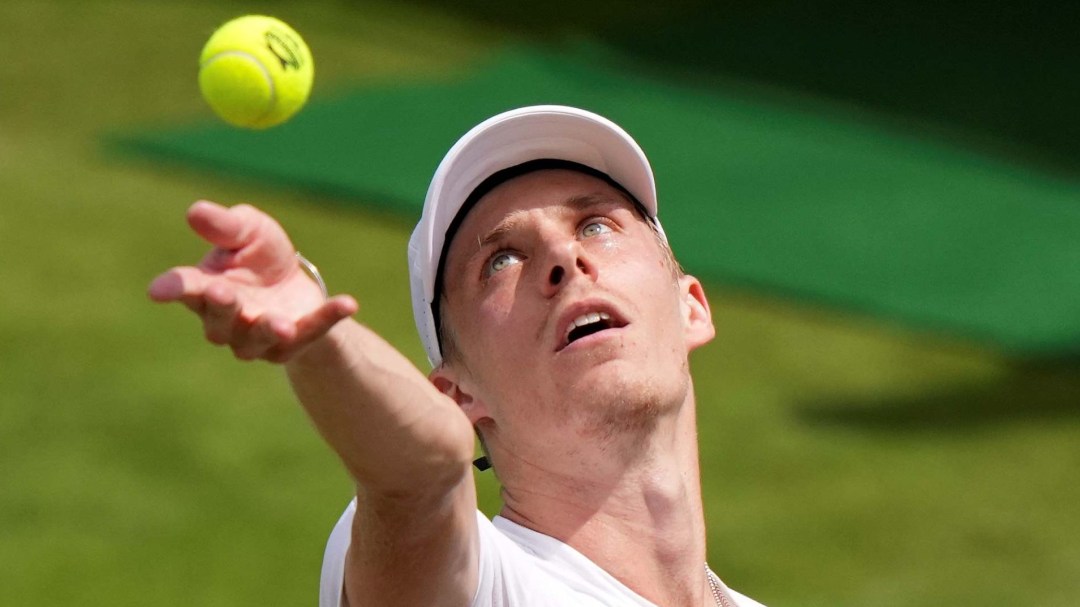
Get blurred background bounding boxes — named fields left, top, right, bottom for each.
left=2, top=1, right=1078, bottom=605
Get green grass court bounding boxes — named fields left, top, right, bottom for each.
left=2, top=1, right=1078, bottom=605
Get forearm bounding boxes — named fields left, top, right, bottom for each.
left=151, top=201, right=480, bottom=604
left=285, top=318, right=475, bottom=494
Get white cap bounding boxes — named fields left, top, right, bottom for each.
left=408, top=105, right=662, bottom=367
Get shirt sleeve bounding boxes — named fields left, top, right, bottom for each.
left=319, top=499, right=356, bottom=607
left=730, top=588, right=768, bottom=607
left=320, top=501, right=489, bottom=607
left=471, top=510, right=499, bottom=607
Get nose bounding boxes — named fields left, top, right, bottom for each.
left=542, top=239, right=595, bottom=297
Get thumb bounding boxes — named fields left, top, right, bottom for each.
left=187, top=200, right=257, bottom=250
left=188, top=202, right=296, bottom=278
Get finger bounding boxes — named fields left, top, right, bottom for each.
left=186, top=200, right=256, bottom=251
left=260, top=314, right=302, bottom=364
left=232, top=311, right=289, bottom=358
left=202, top=282, right=243, bottom=345
left=265, top=295, right=358, bottom=363
left=300, top=295, right=359, bottom=336
left=189, top=202, right=296, bottom=278
left=148, top=267, right=211, bottom=313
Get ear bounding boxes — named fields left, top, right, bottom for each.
left=679, top=274, right=715, bottom=350
left=429, top=364, right=490, bottom=425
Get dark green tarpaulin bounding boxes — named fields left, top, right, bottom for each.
left=110, top=47, right=1080, bottom=356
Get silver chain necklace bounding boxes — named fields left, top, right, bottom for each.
left=705, top=564, right=736, bottom=607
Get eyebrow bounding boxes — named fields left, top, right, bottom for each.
left=476, top=193, right=623, bottom=248
left=477, top=215, right=525, bottom=249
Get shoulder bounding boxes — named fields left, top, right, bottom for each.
left=320, top=505, right=767, bottom=607
left=320, top=502, right=652, bottom=607
left=475, top=516, right=658, bottom=606
left=320, top=482, right=480, bottom=606
left=319, top=503, right=563, bottom=607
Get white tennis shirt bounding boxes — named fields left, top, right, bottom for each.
left=320, top=500, right=767, bottom=607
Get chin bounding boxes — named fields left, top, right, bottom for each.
left=572, top=365, right=689, bottom=443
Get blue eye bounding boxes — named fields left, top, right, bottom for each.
left=487, top=252, right=522, bottom=275
left=581, top=222, right=612, bottom=238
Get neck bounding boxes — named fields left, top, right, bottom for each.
left=496, top=390, right=709, bottom=606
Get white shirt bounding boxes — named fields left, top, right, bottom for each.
left=321, top=500, right=767, bottom=607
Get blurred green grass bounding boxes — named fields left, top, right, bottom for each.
left=1, top=1, right=1077, bottom=606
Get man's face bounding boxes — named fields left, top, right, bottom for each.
left=437, top=169, right=713, bottom=461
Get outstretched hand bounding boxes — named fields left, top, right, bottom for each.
left=148, top=201, right=358, bottom=362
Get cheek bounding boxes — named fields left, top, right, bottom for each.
left=459, top=285, right=527, bottom=365
left=476, top=288, right=516, bottom=333
left=596, top=233, right=622, bottom=255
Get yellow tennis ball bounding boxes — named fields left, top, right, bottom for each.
left=198, top=15, right=314, bottom=129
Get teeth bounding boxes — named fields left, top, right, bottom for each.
left=566, top=311, right=612, bottom=340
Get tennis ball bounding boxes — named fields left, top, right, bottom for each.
left=198, top=15, right=314, bottom=129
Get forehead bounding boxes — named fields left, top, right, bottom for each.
left=447, top=168, right=636, bottom=254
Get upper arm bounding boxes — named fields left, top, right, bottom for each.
left=343, top=469, right=480, bottom=607
left=288, top=321, right=481, bottom=606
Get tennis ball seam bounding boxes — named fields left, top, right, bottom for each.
left=200, top=50, right=278, bottom=125
left=198, top=15, right=312, bottom=129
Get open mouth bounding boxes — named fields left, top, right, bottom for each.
left=563, top=311, right=623, bottom=348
